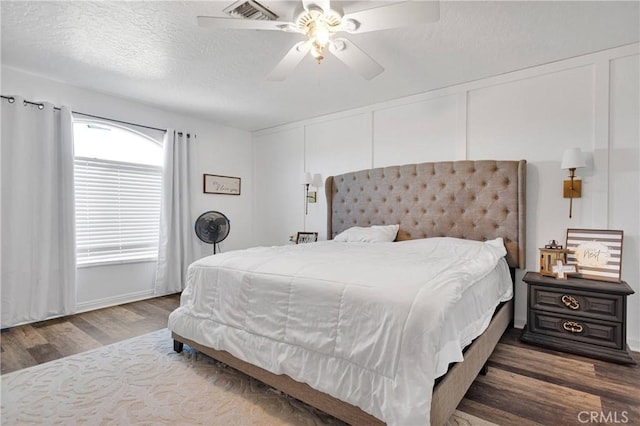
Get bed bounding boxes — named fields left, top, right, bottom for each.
left=169, top=159, right=526, bottom=425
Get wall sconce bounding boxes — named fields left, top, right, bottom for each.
left=303, top=172, right=323, bottom=215
left=560, top=147, right=586, bottom=219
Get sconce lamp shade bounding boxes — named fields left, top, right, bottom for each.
left=561, top=148, right=586, bottom=170
left=302, top=171, right=322, bottom=215
left=312, top=173, right=323, bottom=188
left=303, top=172, right=313, bottom=185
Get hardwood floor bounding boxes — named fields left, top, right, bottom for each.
left=463, top=329, right=640, bottom=425
left=2, top=296, right=638, bottom=425
left=0, top=294, right=180, bottom=374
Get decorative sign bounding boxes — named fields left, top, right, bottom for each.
left=566, top=229, right=623, bottom=282
left=551, top=260, right=577, bottom=280
left=575, top=240, right=611, bottom=267
left=203, top=174, right=241, bottom=195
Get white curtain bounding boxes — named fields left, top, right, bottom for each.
left=1, top=97, right=76, bottom=328
left=155, top=130, right=195, bottom=294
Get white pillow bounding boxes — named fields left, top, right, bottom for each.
left=333, top=224, right=399, bottom=243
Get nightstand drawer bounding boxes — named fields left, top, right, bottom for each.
left=530, top=286, right=623, bottom=322
left=529, top=310, right=623, bottom=349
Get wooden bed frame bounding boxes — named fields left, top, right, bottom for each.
left=173, top=159, right=526, bottom=425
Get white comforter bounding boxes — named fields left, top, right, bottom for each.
left=168, top=237, right=512, bottom=425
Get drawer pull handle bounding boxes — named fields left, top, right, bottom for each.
left=562, top=321, right=584, bottom=333
left=561, top=295, right=580, bottom=310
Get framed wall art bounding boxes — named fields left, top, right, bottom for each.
left=296, top=232, right=318, bottom=244
left=565, top=228, right=623, bottom=283
left=203, top=174, right=241, bottom=195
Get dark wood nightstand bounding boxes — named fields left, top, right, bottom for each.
left=521, top=271, right=636, bottom=364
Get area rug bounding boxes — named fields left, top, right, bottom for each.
left=1, top=329, right=496, bottom=425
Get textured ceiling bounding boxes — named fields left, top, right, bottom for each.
left=1, top=1, right=638, bottom=131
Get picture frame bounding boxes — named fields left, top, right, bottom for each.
left=565, top=228, right=623, bottom=283
left=203, top=174, right=241, bottom=195
left=296, top=232, right=318, bottom=244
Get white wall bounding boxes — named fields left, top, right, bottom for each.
left=2, top=66, right=253, bottom=313
left=305, top=113, right=373, bottom=240
left=253, top=43, right=640, bottom=350
left=253, top=127, right=306, bottom=246
left=609, top=54, right=640, bottom=346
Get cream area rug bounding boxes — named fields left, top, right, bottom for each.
left=1, top=329, right=496, bottom=425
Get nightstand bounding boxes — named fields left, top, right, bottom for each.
left=521, top=271, right=636, bottom=364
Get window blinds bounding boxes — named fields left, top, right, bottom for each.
left=74, top=156, right=162, bottom=265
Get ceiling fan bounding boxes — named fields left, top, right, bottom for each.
left=197, top=0, right=440, bottom=81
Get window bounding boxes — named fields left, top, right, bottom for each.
left=73, top=120, right=163, bottom=266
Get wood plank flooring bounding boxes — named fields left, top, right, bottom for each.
left=463, top=329, right=640, bottom=425
left=0, top=294, right=180, bottom=374
left=1, top=295, right=638, bottom=425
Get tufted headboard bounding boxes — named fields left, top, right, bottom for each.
left=325, top=160, right=526, bottom=269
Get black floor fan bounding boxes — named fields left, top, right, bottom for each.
left=194, top=211, right=230, bottom=254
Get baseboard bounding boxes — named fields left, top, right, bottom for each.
left=2, top=291, right=179, bottom=330
left=75, top=290, right=160, bottom=313
left=513, top=318, right=526, bottom=329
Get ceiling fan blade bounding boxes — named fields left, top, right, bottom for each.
left=197, top=16, right=294, bottom=31
left=328, top=38, right=383, bottom=80
left=302, top=0, right=331, bottom=13
left=343, top=1, right=440, bottom=34
left=267, top=41, right=311, bottom=81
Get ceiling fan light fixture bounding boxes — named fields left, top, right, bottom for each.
left=310, top=44, right=324, bottom=62
left=311, top=21, right=331, bottom=46
left=309, top=21, right=329, bottom=62
left=295, top=8, right=342, bottom=63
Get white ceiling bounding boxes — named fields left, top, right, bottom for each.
left=1, top=1, right=638, bottom=131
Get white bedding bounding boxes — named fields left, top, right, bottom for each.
left=168, top=237, right=513, bottom=425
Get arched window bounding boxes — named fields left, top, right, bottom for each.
left=73, top=120, right=163, bottom=265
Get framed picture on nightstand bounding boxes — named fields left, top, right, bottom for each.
left=566, top=228, right=623, bottom=283
left=296, top=232, right=318, bottom=244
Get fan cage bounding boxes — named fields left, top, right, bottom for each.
left=195, top=211, right=230, bottom=254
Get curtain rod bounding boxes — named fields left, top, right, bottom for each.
left=73, top=111, right=167, bottom=133
left=1, top=95, right=167, bottom=133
